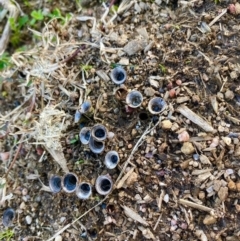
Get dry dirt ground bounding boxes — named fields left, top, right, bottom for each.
left=1, top=0, right=240, bottom=240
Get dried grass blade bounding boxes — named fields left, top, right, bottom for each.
left=116, top=167, right=134, bottom=189
left=122, top=205, right=149, bottom=226
left=177, top=105, right=215, bottom=132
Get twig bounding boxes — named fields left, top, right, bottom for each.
left=209, top=8, right=228, bottom=27
left=157, top=189, right=165, bottom=212
left=4, top=135, right=24, bottom=179
left=179, top=199, right=215, bottom=214
left=47, top=196, right=108, bottom=241
left=153, top=213, right=162, bottom=231
left=60, top=46, right=84, bottom=64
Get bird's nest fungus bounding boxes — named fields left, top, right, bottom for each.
left=1, top=0, right=240, bottom=240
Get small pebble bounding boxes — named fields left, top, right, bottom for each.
left=192, top=161, right=199, bottom=167
left=26, top=215, right=32, bottom=225
left=203, top=215, right=217, bottom=225
left=178, top=130, right=190, bottom=142
left=126, top=172, right=138, bottom=185
left=128, top=144, right=133, bottom=149
left=198, top=191, right=205, bottom=200
left=222, top=137, right=231, bottom=146
left=22, top=188, right=28, bottom=196
left=218, top=187, right=228, bottom=201
left=144, top=87, right=155, bottom=97
left=161, top=120, right=172, bottom=129
left=218, top=125, right=225, bottom=132
left=169, top=89, right=176, bottom=98
left=181, top=142, right=195, bottom=155
left=54, top=235, right=62, bottom=241
left=228, top=180, right=236, bottom=191
left=175, top=79, right=182, bottom=86
left=0, top=152, right=10, bottom=161
left=225, top=89, right=234, bottom=100
left=107, top=132, right=115, bottom=139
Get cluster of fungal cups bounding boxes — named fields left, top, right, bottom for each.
left=49, top=100, right=120, bottom=198
left=111, top=66, right=167, bottom=114
left=49, top=172, right=114, bottom=199
left=49, top=65, right=166, bottom=200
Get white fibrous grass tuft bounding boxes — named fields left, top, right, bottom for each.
left=33, top=106, right=70, bottom=173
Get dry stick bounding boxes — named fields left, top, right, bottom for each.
left=179, top=199, right=215, bottom=214
left=209, top=8, right=228, bottom=27
left=153, top=213, right=162, bottom=231
left=115, top=118, right=161, bottom=187
left=4, top=135, right=24, bottom=179
left=60, top=47, right=84, bottom=64
left=47, top=196, right=108, bottom=241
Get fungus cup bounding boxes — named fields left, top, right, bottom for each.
left=79, top=100, right=92, bottom=114
left=104, top=151, right=119, bottom=169
left=89, top=136, right=105, bottom=154
left=62, top=173, right=78, bottom=193
left=49, top=175, right=62, bottom=193
left=2, top=208, right=15, bottom=227
left=76, top=182, right=92, bottom=200
left=148, top=97, right=167, bottom=115
left=95, top=175, right=113, bottom=195
left=74, top=110, right=82, bottom=123
left=79, top=127, right=91, bottom=144
left=115, top=85, right=128, bottom=101
left=110, top=66, right=127, bottom=84
left=91, top=124, right=107, bottom=141
left=126, top=90, right=143, bottom=108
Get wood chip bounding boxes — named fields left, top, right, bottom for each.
left=96, top=70, right=110, bottom=82
left=116, top=167, right=134, bottom=189
left=209, top=95, right=218, bottom=114
left=122, top=205, right=149, bottom=226
left=179, top=199, right=215, bottom=214
left=177, top=105, right=215, bottom=132
left=192, top=169, right=212, bottom=175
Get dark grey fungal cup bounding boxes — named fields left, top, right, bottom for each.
left=91, top=124, right=107, bottom=141
left=110, top=66, right=127, bottom=84
left=2, top=208, right=15, bottom=227
left=126, top=90, right=143, bottom=108
left=89, top=136, right=105, bottom=154
left=62, top=173, right=78, bottom=193
left=148, top=97, right=167, bottom=115
left=49, top=175, right=62, bottom=193
left=95, top=175, right=113, bottom=195
left=76, top=182, right=92, bottom=200
left=79, top=127, right=91, bottom=144
left=104, top=151, right=119, bottom=169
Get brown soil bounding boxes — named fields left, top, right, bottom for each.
left=1, top=0, right=240, bottom=240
